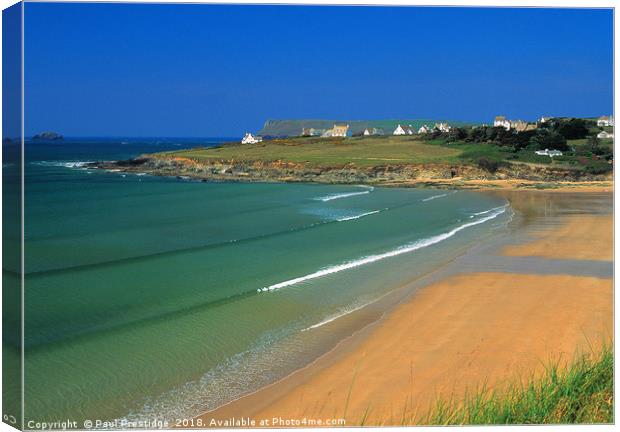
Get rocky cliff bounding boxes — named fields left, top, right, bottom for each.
left=90, top=155, right=611, bottom=187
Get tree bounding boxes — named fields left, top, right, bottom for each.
left=555, top=118, right=589, bottom=140
left=445, top=127, right=468, bottom=142
left=467, top=126, right=488, bottom=143
left=529, top=130, right=569, bottom=151
left=587, top=135, right=600, bottom=153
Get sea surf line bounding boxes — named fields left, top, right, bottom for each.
left=470, top=204, right=509, bottom=218
left=421, top=190, right=457, bottom=202
left=302, top=303, right=370, bottom=332
left=29, top=160, right=94, bottom=168
left=301, top=290, right=392, bottom=332
left=258, top=206, right=507, bottom=293
left=315, top=190, right=371, bottom=202
left=336, top=210, right=381, bottom=222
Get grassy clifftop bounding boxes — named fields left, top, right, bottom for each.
left=158, top=136, right=464, bottom=167
left=156, top=134, right=611, bottom=173
left=95, top=132, right=612, bottom=187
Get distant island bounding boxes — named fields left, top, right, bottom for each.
left=32, top=131, right=63, bottom=140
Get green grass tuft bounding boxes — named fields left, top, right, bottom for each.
left=421, top=346, right=613, bottom=425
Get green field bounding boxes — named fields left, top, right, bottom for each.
left=157, top=132, right=612, bottom=174
left=160, top=136, right=464, bottom=167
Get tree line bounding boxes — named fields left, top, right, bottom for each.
left=424, top=118, right=596, bottom=152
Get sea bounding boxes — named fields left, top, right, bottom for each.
left=8, top=138, right=513, bottom=423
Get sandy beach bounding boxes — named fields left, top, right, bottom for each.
left=503, top=214, right=613, bottom=261
left=200, top=190, right=613, bottom=426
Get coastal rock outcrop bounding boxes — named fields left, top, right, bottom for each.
left=88, top=154, right=612, bottom=187
left=32, top=131, right=63, bottom=140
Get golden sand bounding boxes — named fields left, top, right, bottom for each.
left=200, top=198, right=612, bottom=427
left=393, top=178, right=614, bottom=193
left=503, top=215, right=613, bottom=261
left=243, top=273, right=612, bottom=424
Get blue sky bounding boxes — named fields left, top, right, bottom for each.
left=24, top=3, right=613, bottom=137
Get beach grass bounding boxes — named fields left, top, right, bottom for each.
left=417, top=345, right=613, bottom=425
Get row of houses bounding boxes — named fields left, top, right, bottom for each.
left=242, top=115, right=614, bottom=143
left=496, top=115, right=615, bottom=131
left=300, top=124, right=350, bottom=137
left=300, top=122, right=453, bottom=138
left=493, top=116, right=537, bottom=132
left=393, top=122, right=452, bottom=135
left=597, top=115, right=614, bottom=127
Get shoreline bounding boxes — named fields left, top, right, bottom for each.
left=190, top=211, right=512, bottom=424
left=193, top=188, right=613, bottom=426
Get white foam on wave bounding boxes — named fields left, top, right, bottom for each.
left=30, top=160, right=93, bottom=168
left=302, top=299, right=378, bottom=332
left=421, top=190, right=456, bottom=202
left=469, top=204, right=509, bottom=218
left=259, top=206, right=507, bottom=293
left=337, top=210, right=381, bottom=222
left=315, top=190, right=371, bottom=202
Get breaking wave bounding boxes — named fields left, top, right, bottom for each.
left=258, top=206, right=507, bottom=293
left=314, top=190, right=371, bottom=202
left=30, top=160, right=93, bottom=168
left=314, top=185, right=375, bottom=202
left=337, top=210, right=381, bottom=222
left=469, top=204, right=509, bottom=218
left=421, top=191, right=456, bottom=202
left=301, top=293, right=389, bottom=332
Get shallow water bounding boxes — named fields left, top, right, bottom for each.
left=16, top=139, right=513, bottom=423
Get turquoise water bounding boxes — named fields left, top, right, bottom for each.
left=17, top=140, right=512, bottom=423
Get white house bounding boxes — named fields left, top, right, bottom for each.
left=302, top=128, right=320, bottom=137
left=494, top=116, right=511, bottom=130
left=597, top=131, right=614, bottom=139
left=535, top=148, right=563, bottom=157
left=363, top=127, right=384, bottom=136
left=393, top=124, right=414, bottom=135
left=322, top=124, right=349, bottom=137
left=539, top=116, right=552, bottom=124
left=434, top=122, right=451, bottom=133
left=241, top=132, right=263, bottom=144
left=597, top=116, right=614, bottom=127
left=418, top=125, right=431, bottom=134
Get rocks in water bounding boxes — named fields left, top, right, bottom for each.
left=115, top=158, right=149, bottom=167
left=33, top=132, right=63, bottom=141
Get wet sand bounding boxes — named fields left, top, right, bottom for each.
left=199, top=190, right=613, bottom=426
left=502, top=215, right=612, bottom=261
left=245, top=273, right=612, bottom=424
left=391, top=179, right=613, bottom=193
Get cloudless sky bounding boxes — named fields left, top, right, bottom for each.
left=24, top=3, right=613, bottom=137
